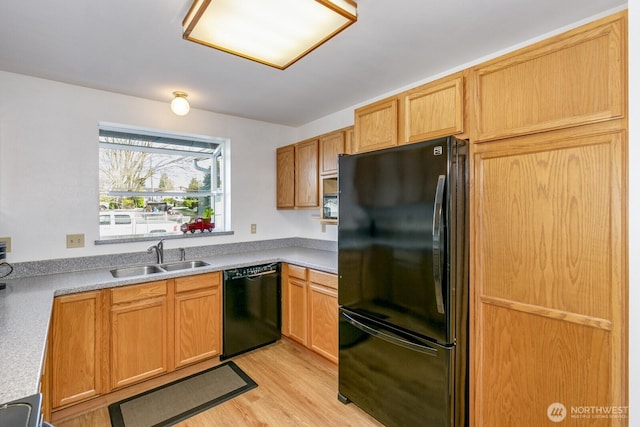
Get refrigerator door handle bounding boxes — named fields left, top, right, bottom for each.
left=342, top=312, right=439, bottom=356
left=432, top=174, right=446, bottom=314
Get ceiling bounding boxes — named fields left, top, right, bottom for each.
left=0, top=0, right=626, bottom=127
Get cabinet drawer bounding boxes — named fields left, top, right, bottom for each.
left=111, top=280, right=167, bottom=305
left=175, top=272, right=221, bottom=293
left=308, top=269, right=337, bottom=290
left=288, top=264, right=307, bottom=280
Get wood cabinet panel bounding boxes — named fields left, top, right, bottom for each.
left=287, top=276, right=308, bottom=346
left=287, top=264, right=307, bottom=280
left=472, top=127, right=626, bottom=425
left=319, top=130, right=346, bottom=175
left=110, top=282, right=169, bottom=389
left=476, top=131, right=622, bottom=323
left=308, top=278, right=338, bottom=363
left=175, top=272, right=221, bottom=293
left=51, top=291, right=107, bottom=408
left=353, top=96, right=399, bottom=153
left=308, top=269, right=338, bottom=290
left=478, top=304, right=612, bottom=426
left=276, top=145, right=295, bottom=209
left=175, top=286, right=220, bottom=368
left=472, top=13, right=626, bottom=142
left=295, top=139, right=319, bottom=207
left=401, top=73, right=464, bottom=144
left=111, top=280, right=167, bottom=305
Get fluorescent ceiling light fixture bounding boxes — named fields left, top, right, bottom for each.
left=182, top=0, right=357, bottom=70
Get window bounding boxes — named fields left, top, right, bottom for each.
left=98, top=123, right=228, bottom=240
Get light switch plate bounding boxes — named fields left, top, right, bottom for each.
left=66, top=233, right=85, bottom=248
left=0, top=237, right=11, bottom=252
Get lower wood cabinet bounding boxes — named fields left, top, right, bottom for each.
left=282, top=264, right=309, bottom=346
left=50, top=290, right=107, bottom=409
left=282, top=263, right=338, bottom=363
left=48, top=272, right=222, bottom=411
left=174, top=272, right=221, bottom=368
left=307, top=270, right=338, bottom=363
left=110, top=280, right=170, bottom=389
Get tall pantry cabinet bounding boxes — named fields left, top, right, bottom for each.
left=469, top=11, right=627, bottom=427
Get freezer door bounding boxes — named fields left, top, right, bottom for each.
left=338, top=309, right=454, bottom=427
left=338, top=137, right=464, bottom=343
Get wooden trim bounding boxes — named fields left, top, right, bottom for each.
left=480, top=295, right=612, bottom=331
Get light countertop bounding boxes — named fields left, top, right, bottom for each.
left=0, top=246, right=337, bottom=404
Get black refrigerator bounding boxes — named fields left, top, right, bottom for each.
left=337, top=137, right=468, bottom=427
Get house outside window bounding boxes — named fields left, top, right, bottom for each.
left=98, top=123, right=228, bottom=240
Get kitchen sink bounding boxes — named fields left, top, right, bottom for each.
left=110, top=264, right=165, bottom=278
left=161, top=260, right=210, bottom=271
left=110, top=261, right=209, bottom=278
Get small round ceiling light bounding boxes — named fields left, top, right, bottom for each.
left=171, top=91, right=190, bottom=116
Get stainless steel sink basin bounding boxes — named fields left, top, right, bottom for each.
left=110, top=264, right=165, bottom=278
left=161, top=260, right=210, bottom=271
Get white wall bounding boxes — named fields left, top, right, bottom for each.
left=0, top=71, right=333, bottom=262
left=627, top=2, right=638, bottom=423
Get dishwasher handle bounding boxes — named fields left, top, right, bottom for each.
left=244, top=270, right=279, bottom=279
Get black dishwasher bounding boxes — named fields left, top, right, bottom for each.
left=221, top=263, right=281, bottom=360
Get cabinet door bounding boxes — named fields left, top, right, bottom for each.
left=472, top=13, right=625, bottom=142
left=472, top=129, right=625, bottom=425
left=174, top=273, right=221, bottom=368
left=400, top=73, right=464, bottom=144
left=285, top=265, right=308, bottom=346
left=295, top=139, right=319, bottom=207
left=319, top=131, right=345, bottom=176
left=51, top=291, right=107, bottom=408
left=354, top=96, right=399, bottom=153
left=276, top=145, right=295, bottom=209
left=110, top=281, right=169, bottom=389
left=308, top=270, right=338, bottom=363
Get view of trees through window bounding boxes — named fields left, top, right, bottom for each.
left=98, top=124, right=226, bottom=239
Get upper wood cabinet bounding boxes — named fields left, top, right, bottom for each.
left=50, top=290, right=107, bottom=409
left=319, top=129, right=347, bottom=176
left=277, top=140, right=319, bottom=209
left=353, top=96, right=399, bottom=153
left=471, top=13, right=626, bottom=142
left=276, top=145, right=295, bottom=209
left=400, top=72, right=465, bottom=144
left=295, top=139, right=319, bottom=208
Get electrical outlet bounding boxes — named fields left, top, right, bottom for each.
left=0, top=237, right=11, bottom=252
left=321, top=223, right=326, bottom=233
left=66, top=233, right=85, bottom=248
left=250, top=224, right=257, bottom=234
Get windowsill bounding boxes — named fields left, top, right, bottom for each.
left=95, top=230, right=234, bottom=245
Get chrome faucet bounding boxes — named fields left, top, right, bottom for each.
left=179, top=248, right=186, bottom=261
left=147, top=239, right=165, bottom=264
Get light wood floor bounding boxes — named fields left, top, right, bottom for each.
left=55, top=339, right=383, bottom=427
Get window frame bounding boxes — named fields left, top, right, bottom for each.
left=96, top=122, right=232, bottom=244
